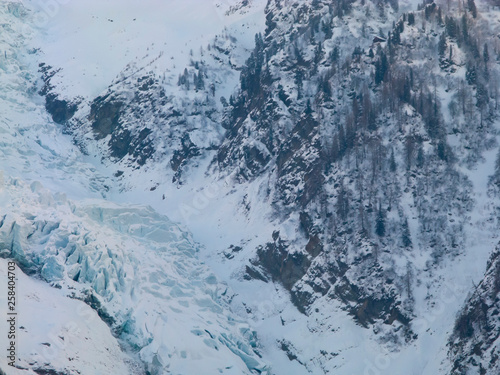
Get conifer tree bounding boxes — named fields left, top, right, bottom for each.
left=376, top=202, right=386, bottom=237
left=402, top=218, right=412, bottom=247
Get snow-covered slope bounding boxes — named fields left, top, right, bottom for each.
left=30, top=0, right=267, bottom=99
left=0, top=258, right=134, bottom=375
left=0, top=1, right=268, bottom=374
left=0, top=177, right=267, bottom=375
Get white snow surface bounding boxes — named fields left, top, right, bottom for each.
left=0, top=258, right=134, bottom=375
left=28, top=0, right=267, bottom=99
left=0, top=177, right=267, bottom=374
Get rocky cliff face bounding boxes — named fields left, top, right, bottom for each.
left=215, top=0, right=483, bottom=329
left=450, top=247, right=500, bottom=375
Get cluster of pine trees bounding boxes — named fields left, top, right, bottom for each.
left=177, top=63, right=206, bottom=92
left=215, top=0, right=500, bottom=333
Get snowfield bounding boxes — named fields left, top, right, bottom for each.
left=0, top=176, right=267, bottom=374
left=0, top=258, right=134, bottom=375
left=28, top=0, right=268, bottom=99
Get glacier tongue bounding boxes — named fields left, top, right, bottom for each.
left=0, top=1, right=268, bottom=374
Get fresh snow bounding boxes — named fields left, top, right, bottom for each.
left=28, top=0, right=267, bottom=99
left=0, top=258, right=134, bottom=375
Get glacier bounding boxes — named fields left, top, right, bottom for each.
left=0, top=177, right=268, bottom=374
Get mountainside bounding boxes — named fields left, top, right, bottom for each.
left=0, top=2, right=267, bottom=374
left=4, top=0, right=500, bottom=374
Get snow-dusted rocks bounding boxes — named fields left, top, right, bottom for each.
left=449, top=246, right=500, bottom=375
